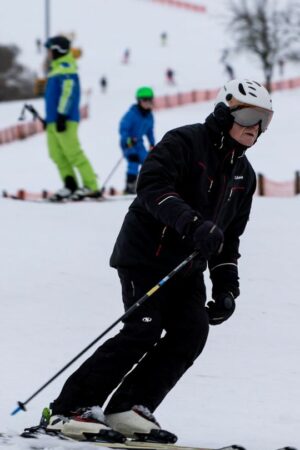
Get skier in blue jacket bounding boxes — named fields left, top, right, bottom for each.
left=119, top=87, right=155, bottom=194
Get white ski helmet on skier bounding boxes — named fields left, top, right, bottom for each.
left=215, top=79, right=273, bottom=132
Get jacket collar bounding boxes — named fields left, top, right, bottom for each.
left=49, top=52, right=77, bottom=75
left=204, top=112, right=247, bottom=161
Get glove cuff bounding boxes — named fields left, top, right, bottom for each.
left=210, top=263, right=239, bottom=299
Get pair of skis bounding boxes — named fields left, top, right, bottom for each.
left=13, top=427, right=299, bottom=450
left=18, top=427, right=245, bottom=450
left=2, top=189, right=134, bottom=203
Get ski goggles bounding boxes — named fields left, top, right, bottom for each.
left=139, top=97, right=154, bottom=102
left=230, top=105, right=273, bottom=132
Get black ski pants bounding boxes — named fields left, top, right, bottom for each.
left=51, top=267, right=209, bottom=415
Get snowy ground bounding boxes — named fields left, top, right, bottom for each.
left=1, top=1, right=300, bottom=449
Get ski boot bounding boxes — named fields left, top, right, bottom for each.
left=46, top=406, right=125, bottom=442
left=49, top=187, right=73, bottom=202
left=49, top=176, right=78, bottom=202
left=70, top=187, right=102, bottom=201
left=106, top=405, right=177, bottom=443
left=124, top=174, right=137, bottom=195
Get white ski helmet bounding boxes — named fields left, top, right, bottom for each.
left=216, top=79, right=273, bottom=110
left=215, top=79, right=273, bottom=131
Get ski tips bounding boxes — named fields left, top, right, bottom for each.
left=222, top=446, right=246, bottom=450
left=276, top=447, right=298, bottom=450
left=278, top=447, right=297, bottom=450
left=11, top=401, right=26, bottom=416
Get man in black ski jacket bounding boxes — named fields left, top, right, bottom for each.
left=44, top=79, right=273, bottom=441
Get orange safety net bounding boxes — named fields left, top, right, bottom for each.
left=153, top=77, right=300, bottom=111
left=260, top=177, right=296, bottom=197
left=151, top=0, right=206, bottom=13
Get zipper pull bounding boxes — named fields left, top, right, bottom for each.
left=231, top=150, right=235, bottom=164
left=219, top=134, right=224, bottom=149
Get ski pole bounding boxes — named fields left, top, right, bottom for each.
left=11, top=250, right=199, bottom=416
left=18, top=104, right=27, bottom=121
left=101, top=156, right=123, bottom=194
left=18, top=103, right=46, bottom=127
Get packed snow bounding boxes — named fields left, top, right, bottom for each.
left=0, top=1, right=300, bottom=450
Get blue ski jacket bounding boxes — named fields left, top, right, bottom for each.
left=119, top=104, right=155, bottom=151
left=45, top=52, right=80, bottom=124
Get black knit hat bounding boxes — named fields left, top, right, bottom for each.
left=45, top=36, right=71, bottom=56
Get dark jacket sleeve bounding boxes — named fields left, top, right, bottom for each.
left=137, top=128, right=202, bottom=235
left=209, top=173, right=257, bottom=298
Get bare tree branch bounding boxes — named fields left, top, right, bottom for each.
left=225, top=0, right=300, bottom=91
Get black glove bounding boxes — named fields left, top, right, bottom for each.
left=206, top=292, right=236, bottom=325
left=56, top=113, right=67, bottom=132
left=191, top=220, right=224, bottom=259
left=213, top=102, right=234, bottom=132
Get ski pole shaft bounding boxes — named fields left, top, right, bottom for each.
left=18, top=105, right=26, bottom=121
left=101, top=156, right=123, bottom=193
left=11, top=250, right=199, bottom=415
left=18, top=104, right=46, bottom=127
left=25, top=104, right=46, bottom=126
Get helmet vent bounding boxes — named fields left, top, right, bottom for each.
left=215, top=79, right=273, bottom=115
left=238, top=83, right=246, bottom=95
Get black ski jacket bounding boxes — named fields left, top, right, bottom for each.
left=110, top=113, right=257, bottom=294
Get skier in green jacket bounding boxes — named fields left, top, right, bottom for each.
left=45, top=35, right=100, bottom=201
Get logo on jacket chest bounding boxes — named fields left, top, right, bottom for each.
left=142, top=317, right=153, bottom=323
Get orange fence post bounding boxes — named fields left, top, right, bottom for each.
left=257, top=173, right=265, bottom=196
left=295, top=171, right=300, bottom=195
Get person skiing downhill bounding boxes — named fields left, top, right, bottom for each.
left=40, top=79, right=273, bottom=441
left=122, top=48, right=131, bottom=64
left=119, top=86, right=155, bottom=194
left=99, top=76, right=108, bottom=93
left=165, top=68, right=175, bottom=85
left=44, top=35, right=100, bottom=201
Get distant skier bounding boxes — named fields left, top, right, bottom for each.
left=165, top=68, right=175, bottom=85
left=122, top=48, right=131, bottom=64
left=160, top=31, right=168, bottom=46
left=44, top=35, right=100, bottom=201
left=35, top=38, right=42, bottom=54
left=99, top=76, right=108, bottom=93
left=119, top=86, right=155, bottom=194
left=35, top=79, right=274, bottom=442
